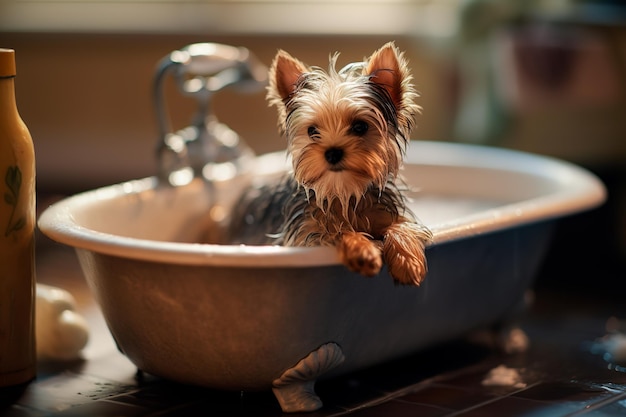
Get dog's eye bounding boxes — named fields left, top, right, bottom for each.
left=307, top=126, right=320, bottom=138
left=350, top=120, right=369, bottom=136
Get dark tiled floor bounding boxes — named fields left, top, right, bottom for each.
left=4, top=243, right=626, bottom=416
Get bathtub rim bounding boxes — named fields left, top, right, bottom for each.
left=37, top=141, right=607, bottom=268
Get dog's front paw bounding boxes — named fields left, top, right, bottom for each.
left=383, top=222, right=431, bottom=286
left=386, top=249, right=428, bottom=286
left=338, top=232, right=382, bottom=277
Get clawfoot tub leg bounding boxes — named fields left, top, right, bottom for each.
left=272, top=342, right=345, bottom=413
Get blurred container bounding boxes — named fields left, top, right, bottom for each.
left=0, top=48, right=36, bottom=389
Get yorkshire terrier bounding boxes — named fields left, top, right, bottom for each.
left=228, top=42, right=432, bottom=285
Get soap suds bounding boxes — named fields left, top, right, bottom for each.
left=482, top=365, right=527, bottom=389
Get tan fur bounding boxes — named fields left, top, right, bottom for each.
left=267, top=42, right=432, bottom=285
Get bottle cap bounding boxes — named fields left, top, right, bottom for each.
left=0, top=49, right=17, bottom=78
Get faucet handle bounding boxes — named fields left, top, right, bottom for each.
left=170, top=43, right=268, bottom=97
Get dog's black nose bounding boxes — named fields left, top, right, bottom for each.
left=325, top=147, right=344, bottom=165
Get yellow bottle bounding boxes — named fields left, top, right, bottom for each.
left=0, top=49, right=36, bottom=388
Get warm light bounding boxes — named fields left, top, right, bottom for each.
left=202, top=162, right=237, bottom=181
left=0, top=1, right=460, bottom=37
left=168, top=167, right=194, bottom=186
left=164, top=134, right=186, bottom=154
left=210, top=205, right=227, bottom=223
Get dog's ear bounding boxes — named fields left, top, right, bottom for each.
left=269, top=50, right=308, bottom=102
left=364, top=42, right=410, bottom=112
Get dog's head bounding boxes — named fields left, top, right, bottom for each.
left=267, top=42, right=419, bottom=210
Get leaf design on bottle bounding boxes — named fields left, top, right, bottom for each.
left=4, top=165, right=25, bottom=237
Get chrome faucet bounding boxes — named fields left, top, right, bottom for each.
left=153, top=43, right=268, bottom=185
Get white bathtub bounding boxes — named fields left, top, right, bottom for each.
left=38, top=141, right=606, bottom=412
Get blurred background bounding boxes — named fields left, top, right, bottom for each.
left=1, top=0, right=625, bottom=294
